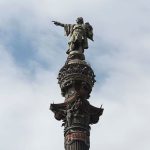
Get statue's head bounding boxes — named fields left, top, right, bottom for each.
left=76, top=17, right=84, bottom=24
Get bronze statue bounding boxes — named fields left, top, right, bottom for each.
left=52, top=17, right=93, bottom=54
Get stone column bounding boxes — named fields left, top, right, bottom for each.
left=50, top=52, right=103, bottom=150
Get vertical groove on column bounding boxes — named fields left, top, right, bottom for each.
left=65, top=141, right=89, bottom=150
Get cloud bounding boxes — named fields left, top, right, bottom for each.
left=0, top=0, right=150, bottom=150
left=0, top=45, right=63, bottom=149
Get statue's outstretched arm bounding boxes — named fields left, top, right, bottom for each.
left=52, top=21, right=64, bottom=27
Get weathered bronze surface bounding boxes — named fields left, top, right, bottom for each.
left=50, top=17, right=103, bottom=150
left=52, top=17, right=93, bottom=54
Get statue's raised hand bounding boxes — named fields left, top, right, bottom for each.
left=52, top=21, right=60, bottom=26
left=52, top=21, right=64, bottom=27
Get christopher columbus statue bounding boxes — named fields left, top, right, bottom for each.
left=52, top=17, right=93, bottom=54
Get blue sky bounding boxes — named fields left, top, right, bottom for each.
left=0, top=0, right=150, bottom=150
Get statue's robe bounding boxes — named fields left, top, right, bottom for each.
left=64, top=23, right=93, bottom=52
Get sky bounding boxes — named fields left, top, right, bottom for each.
left=0, top=0, right=150, bottom=150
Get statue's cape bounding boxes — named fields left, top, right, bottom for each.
left=64, top=24, right=75, bottom=36
left=64, top=23, right=93, bottom=41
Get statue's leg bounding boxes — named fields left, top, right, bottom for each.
left=74, top=40, right=79, bottom=50
left=66, top=42, right=74, bottom=54
left=70, top=42, right=75, bottom=51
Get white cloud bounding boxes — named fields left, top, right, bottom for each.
left=0, top=0, right=150, bottom=150
left=0, top=45, right=64, bottom=150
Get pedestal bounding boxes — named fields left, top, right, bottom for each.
left=50, top=51, right=103, bottom=150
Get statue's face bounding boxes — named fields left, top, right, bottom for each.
left=76, top=17, right=83, bottom=24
